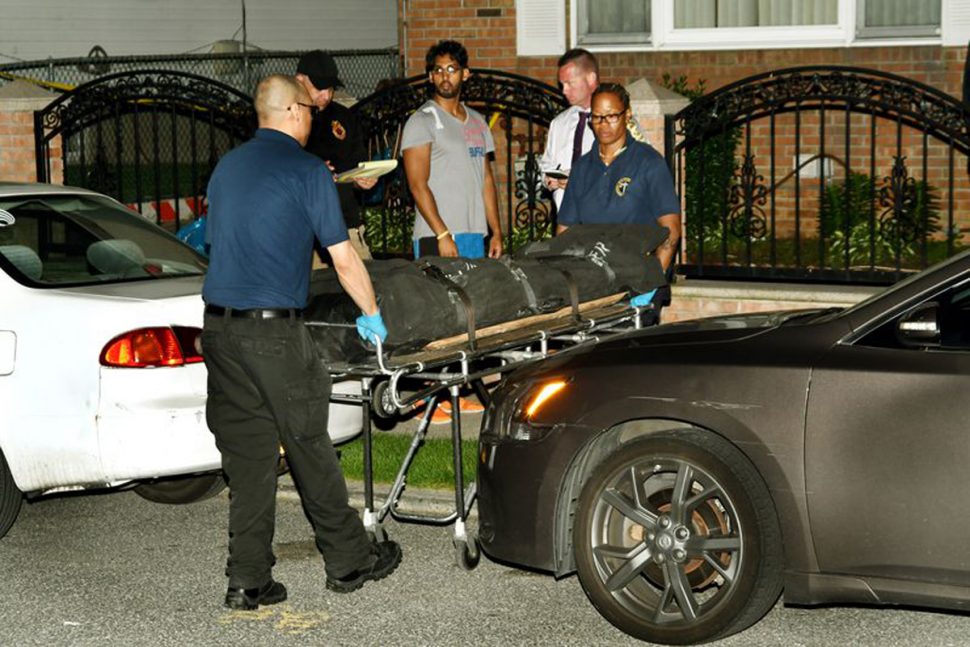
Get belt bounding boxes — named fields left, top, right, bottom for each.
left=204, top=304, right=304, bottom=319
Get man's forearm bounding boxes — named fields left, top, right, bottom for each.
left=410, top=183, right=449, bottom=236
left=483, top=168, right=502, bottom=237
left=330, top=241, right=379, bottom=315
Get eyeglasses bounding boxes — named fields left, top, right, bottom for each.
left=431, top=64, right=462, bottom=76
left=291, top=101, right=320, bottom=116
left=589, top=111, right=625, bottom=126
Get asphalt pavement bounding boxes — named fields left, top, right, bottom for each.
left=3, top=488, right=970, bottom=646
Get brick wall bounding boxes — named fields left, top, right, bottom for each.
left=0, top=81, right=61, bottom=184
left=399, top=3, right=967, bottom=100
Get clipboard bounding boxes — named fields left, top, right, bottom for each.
left=543, top=168, right=570, bottom=180
left=334, top=159, right=398, bottom=183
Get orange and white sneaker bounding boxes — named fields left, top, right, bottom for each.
left=439, top=397, right=485, bottom=414
left=429, top=406, right=452, bottom=424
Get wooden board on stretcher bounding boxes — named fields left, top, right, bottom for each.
left=384, top=292, right=631, bottom=367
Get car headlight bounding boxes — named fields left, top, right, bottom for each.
left=499, top=378, right=570, bottom=442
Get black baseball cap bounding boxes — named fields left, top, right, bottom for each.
left=296, top=50, right=344, bottom=90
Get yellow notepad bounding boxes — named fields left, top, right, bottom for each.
left=334, top=159, right=398, bottom=183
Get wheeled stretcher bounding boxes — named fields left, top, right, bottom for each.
left=306, top=292, right=655, bottom=569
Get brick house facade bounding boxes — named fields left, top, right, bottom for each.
left=397, top=0, right=969, bottom=319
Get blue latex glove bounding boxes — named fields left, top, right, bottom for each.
left=356, top=309, right=388, bottom=344
left=175, top=216, right=209, bottom=257
left=630, top=289, right=658, bottom=308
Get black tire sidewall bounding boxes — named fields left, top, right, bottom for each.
left=134, top=473, right=226, bottom=505
left=0, top=449, right=23, bottom=540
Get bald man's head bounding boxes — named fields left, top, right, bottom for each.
left=253, top=75, right=313, bottom=144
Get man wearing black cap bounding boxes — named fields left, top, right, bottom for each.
left=297, top=49, right=375, bottom=262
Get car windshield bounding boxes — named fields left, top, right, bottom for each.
left=0, top=193, right=207, bottom=286
left=838, top=249, right=970, bottom=319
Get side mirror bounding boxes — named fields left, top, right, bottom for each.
left=896, top=302, right=941, bottom=347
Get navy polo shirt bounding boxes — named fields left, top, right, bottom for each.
left=558, top=137, right=680, bottom=226
left=203, top=128, right=348, bottom=309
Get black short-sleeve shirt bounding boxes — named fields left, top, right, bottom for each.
left=304, top=101, right=368, bottom=228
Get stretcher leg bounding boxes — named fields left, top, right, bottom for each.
left=449, top=385, right=480, bottom=570
left=359, top=377, right=384, bottom=541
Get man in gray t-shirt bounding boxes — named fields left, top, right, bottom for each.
left=402, top=40, right=502, bottom=259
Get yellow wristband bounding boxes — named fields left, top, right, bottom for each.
left=436, top=230, right=451, bottom=240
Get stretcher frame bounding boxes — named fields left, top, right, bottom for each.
left=306, top=295, right=655, bottom=569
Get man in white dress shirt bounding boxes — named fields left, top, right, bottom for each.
left=540, top=49, right=600, bottom=210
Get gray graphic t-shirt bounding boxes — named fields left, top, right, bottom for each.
left=401, top=100, right=495, bottom=239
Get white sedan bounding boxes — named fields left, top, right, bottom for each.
left=0, top=182, right=361, bottom=539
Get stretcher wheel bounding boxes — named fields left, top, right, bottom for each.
left=371, top=380, right=396, bottom=418
left=454, top=535, right=480, bottom=571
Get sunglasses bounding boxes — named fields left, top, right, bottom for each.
left=431, top=64, right=462, bottom=76
left=292, top=101, right=320, bottom=116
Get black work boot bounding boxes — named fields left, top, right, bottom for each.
left=326, top=540, right=402, bottom=593
left=224, top=579, right=288, bottom=610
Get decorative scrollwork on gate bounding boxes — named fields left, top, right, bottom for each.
left=37, top=70, right=255, bottom=146
left=726, top=154, right=769, bottom=240
left=34, top=70, right=256, bottom=225
left=513, top=154, right=551, bottom=238
left=877, top=156, right=922, bottom=246
left=675, top=66, right=970, bottom=152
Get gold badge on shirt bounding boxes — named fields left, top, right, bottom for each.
left=331, top=120, right=347, bottom=141
left=615, top=177, right=632, bottom=197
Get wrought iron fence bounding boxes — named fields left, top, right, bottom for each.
left=1, top=48, right=400, bottom=98
left=666, top=66, right=970, bottom=284
left=35, top=70, right=256, bottom=231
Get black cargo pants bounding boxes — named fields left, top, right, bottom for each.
left=202, top=311, right=371, bottom=589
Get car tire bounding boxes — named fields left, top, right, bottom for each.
left=0, top=449, right=23, bottom=539
left=134, top=473, right=227, bottom=505
left=573, top=429, right=783, bottom=645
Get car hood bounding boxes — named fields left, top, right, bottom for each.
left=614, top=307, right=839, bottom=346
left=512, top=307, right=841, bottom=379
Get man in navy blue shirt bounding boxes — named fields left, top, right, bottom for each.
left=202, top=75, right=400, bottom=611
left=558, top=82, right=681, bottom=323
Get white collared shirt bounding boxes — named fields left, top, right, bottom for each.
left=540, top=105, right=596, bottom=209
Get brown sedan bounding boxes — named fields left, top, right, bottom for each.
left=477, top=250, right=970, bottom=644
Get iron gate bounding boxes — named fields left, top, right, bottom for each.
left=666, top=66, right=970, bottom=284
left=35, top=70, right=255, bottom=231
left=351, top=69, right=566, bottom=256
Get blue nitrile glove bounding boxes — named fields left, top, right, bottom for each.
left=175, top=216, right=208, bottom=257
left=630, top=289, right=658, bottom=308
left=356, top=309, right=388, bottom=344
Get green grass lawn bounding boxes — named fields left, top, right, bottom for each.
left=337, top=433, right=478, bottom=490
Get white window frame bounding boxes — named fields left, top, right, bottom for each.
left=571, top=0, right=946, bottom=53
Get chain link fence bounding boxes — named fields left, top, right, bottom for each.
left=0, top=48, right=401, bottom=98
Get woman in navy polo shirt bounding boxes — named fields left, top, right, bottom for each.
left=557, top=82, right=681, bottom=323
